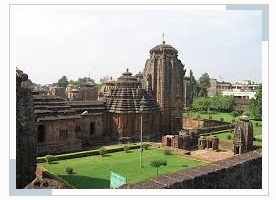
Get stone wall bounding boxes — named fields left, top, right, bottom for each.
left=183, top=117, right=229, bottom=129
left=16, top=69, right=37, bottom=188
left=119, top=149, right=262, bottom=189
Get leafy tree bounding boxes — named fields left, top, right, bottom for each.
left=53, top=76, right=69, bottom=88
left=198, top=73, right=210, bottom=97
left=249, top=84, right=262, bottom=120
left=192, top=97, right=211, bottom=113
left=69, top=77, right=95, bottom=89
left=190, top=70, right=200, bottom=97
left=151, top=160, right=167, bottom=176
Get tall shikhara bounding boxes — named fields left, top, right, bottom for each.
left=142, top=40, right=185, bottom=134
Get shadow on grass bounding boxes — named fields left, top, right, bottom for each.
left=58, top=174, right=110, bottom=189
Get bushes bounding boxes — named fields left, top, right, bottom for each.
left=232, top=109, right=243, bottom=117
left=143, top=143, right=150, bottom=150
left=208, top=115, right=212, bottom=120
left=220, top=117, right=224, bottom=122
left=197, top=115, right=201, bottom=119
left=232, top=118, right=236, bottom=123
left=151, top=160, right=167, bottom=176
left=163, top=149, right=172, bottom=155
left=36, top=144, right=141, bottom=163
left=66, top=167, right=73, bottom=174
left=227, top=134, right=232, bottom=140
left=45, top=155, right=55, bottom=164
left=255, top=122, right=259, bottom=127
left=99, top=148, right=107, bottom=157
left=123, top=145, right=130, bottom=153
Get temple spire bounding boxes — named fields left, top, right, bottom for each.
left=162, top=32, right=165, bottom=44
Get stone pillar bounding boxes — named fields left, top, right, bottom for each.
left=233, top=115, right=253, bottom=155
left=16, top=68, right=37, bottom=188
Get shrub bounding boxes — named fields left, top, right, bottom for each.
left=99, top=148, right=107, bottom=157
left=164, top=149, right=172, bottom=155
left=220, top=117, right=224, bottom=122
left=232, top=119, right=236, bottom=123
left=197, top=115, right=201, bottom=119
left=143, top=143, right=150, bottom=150
left=208, top=115, right=212, bottom=120
left=123, top=145, right=130, bottom=153
left=232, top=109, right=243, bottom=117
left=66, top=166, right=73, bottom=174
left=255, top=122, right=259, bottom=127
left=45, top=155, right=55, bottom=164
left=243, top=111, right=250, bottom=116
left=151, top=160, right=167, bottom=176
left=36, top=144, right=141, bottom=163
left=227, top=134, right=232, bottom=140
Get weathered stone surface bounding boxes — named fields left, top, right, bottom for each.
left=119, top=149, right=262, bottom=189
left=142, top=41, right=185, bottom=134
left=24, top=178, right=70, bottom=189
left=233, top=116, right=253, bottom=154
left=106, top=69, right=160, bottom=139
left=16, top=68, right=37, bottom=189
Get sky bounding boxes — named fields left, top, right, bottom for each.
left=15, top=9, right=262, bottom=85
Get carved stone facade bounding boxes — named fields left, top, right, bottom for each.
left=142, top=40, right=185, bottom=134
left=233, top=115, right=253, bottom=155
left=162, top=130, right=199, bottom=150
left=106, top=69, right=160, bottom=140
left=33, top=95, right=107, bottom=155
left=16, top=68, right=37, bottom=188
left=198, top=136, right=219, bottom=151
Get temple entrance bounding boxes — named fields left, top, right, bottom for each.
left=90, top=122, right=95, bottom=135
left=38, top=125, right=45, bottom=143
left=234, top=146, right=240, bottom=154
left=167, top=137, right=172, bottom=146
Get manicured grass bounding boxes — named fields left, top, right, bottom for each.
left=208, top=130, right=262, bottom=147
left=40, top=148, right=204, bottom=189
left=184, top=111, right=262, bottom=135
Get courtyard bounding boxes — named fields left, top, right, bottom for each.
left=40, top=147, right=205, bottom=189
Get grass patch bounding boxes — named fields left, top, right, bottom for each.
left=40, top=148, right=204, bottom=189
left=184, top=111, right=262, bottom=136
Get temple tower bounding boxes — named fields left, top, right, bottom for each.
left=142, top=39, right=185, bottom=134
left=233, top=115, right=253, bottom=155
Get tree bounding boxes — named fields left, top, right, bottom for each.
left=53, top=76, right=69, bottom=88
left=192, top=97, right=211, bottom=113
left=190, top=70, right=200, bottom=97
left=151, top=160, right=167, bottom=176
left=198, top=73, right=211, bottom=97
left=69, top=77, right=95, bottom=89
left=249, top=84, right=262, bottom=120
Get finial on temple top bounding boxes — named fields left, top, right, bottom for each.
left=126, top=68, right=129, bottom=72
left=162, top=32, right=165, bottom=44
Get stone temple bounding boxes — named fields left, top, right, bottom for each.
left=106, top=69, right=160, bottom=140
left=17, top=39, right=192, bottom=157
left=142, top=39, right=185, bottom=134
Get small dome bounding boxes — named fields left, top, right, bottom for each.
left=239, top=115, right=250, bottom=122
left=84, top=81, right=95, bottom=87
left=70, top=89, right=79, bottom=93
left=150, top=42, right=178, bottom=54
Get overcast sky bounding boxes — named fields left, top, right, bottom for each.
left=15, top=9, right=262, bottom=85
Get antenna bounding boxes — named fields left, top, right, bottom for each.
left=219, top=75, right=223, bottom=82
left=162, top=32, right=165, bottom=44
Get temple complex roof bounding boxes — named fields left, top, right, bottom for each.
left=106, top=69, right=160, bottom=114
left=149, top=41, right=178, bottom=54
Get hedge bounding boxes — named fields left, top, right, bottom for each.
left=37, top=144, right=141, bottom=163
left=200, top=129, right=234, bottom=137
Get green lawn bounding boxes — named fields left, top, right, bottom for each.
left=184, top=111, right=262, bottom=135
left=40, top=148, right=204, bottom=189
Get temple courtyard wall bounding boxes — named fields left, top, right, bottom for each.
left=119, top=148, right=262, bottom=189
